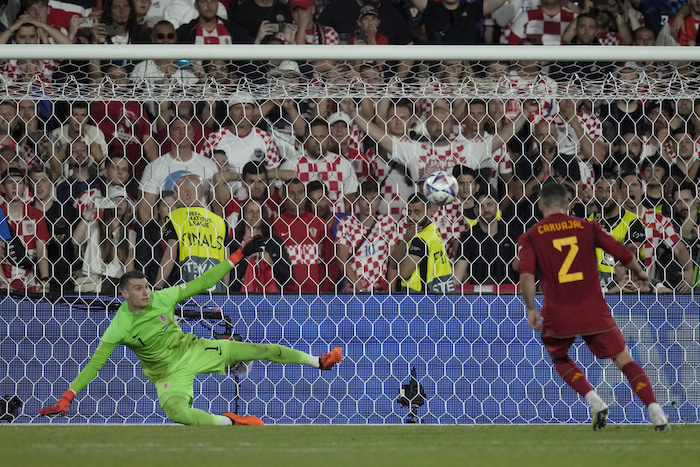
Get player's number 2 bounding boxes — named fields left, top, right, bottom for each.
left=552, top=236, right=584, bottom=284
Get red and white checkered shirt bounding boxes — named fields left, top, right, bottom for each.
left=552, top=112, right=603, bottom=190
left=490, top=143, right=513, bottom=188
left=418, top=78, right=462, bottom=123
left=505, top=72, right=559, bottom=120
left=432, top=200, right=469, bottom=258
left=368, top=136, right=416, bottom=219
left=664, top=136, right=700, bottom=163
left=2, top=59, right=58, bottom=90
left=202, top=127, right=279, bottom=172
left=1, top=203, right=49, bottom=292
left=597, top=30, right=622, bottom=46
left=450, top=134, right=498, bottom=174
left=507, top=7, right=575, bottom=45
left=304, top=25, right=338, bottom=45
left=273, top=210, right=332, bottom=293
left=195, top=20, right=233, bottom=45
left=336, top=214, right=399, bottom=291
left=393, top=136, right=494, bottom=181
left=638, top=207, right=681, bottom=271
left=295, top=152, right=359, bottom=212
left=345, top=146, right=372, bottom=182
left=0, top=140, right=38, bottom=171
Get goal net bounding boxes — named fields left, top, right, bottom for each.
left=0, top=44, right=698, bottom=424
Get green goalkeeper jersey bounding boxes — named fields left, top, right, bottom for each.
left=69, top=261, right=233, bottom=394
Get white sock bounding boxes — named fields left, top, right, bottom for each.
left=308, top=354, right=320, bottom=368
left=585, top=390, right=607, bottom=411
left=220, top=415, right=233, bottom=426
left=648, top=403, right=667, bottom=424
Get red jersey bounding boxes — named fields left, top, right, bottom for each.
left=273, top=211, right=332, bottom=293
left=1, top=203, right=50, bottom=292
left=677, top=15, right=700, bottom=46
left=517, top=213, right=634, bottom=338
left=91, top=100, right=153, bottom=175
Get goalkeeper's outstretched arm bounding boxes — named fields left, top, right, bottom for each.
left=176, top=236, right=267, bottom=302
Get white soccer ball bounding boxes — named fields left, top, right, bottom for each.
left=423, top=171, right=458, bottom=206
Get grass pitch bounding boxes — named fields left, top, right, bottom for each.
left=1, top=424, right=697, bottom=467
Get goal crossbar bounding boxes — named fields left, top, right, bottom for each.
left=0, top=44, right=695, bottom=62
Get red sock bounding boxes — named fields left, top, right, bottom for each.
left=553, top=356, right=593, bottom=397
left=622, top=361, right=657, bottom=406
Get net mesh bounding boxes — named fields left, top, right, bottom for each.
left=0, top=51, right=698, bottom=424
left=1, top=57, right=698, bottom=294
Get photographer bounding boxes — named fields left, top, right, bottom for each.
left=412, top=0, right=507, bottom=45
left=232, top=0, right=293, bottom=41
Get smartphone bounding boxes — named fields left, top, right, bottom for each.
left=83, top=17, right=94, bottom=28
left=354, top=29, right=367, bottom=43
left=271, top=22, right=286, bottom=33
left=104, top=24, right=119, bottom=37
left=175, top=59, right=195, bottom=70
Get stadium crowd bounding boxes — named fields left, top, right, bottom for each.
left=0, top=0, right=697, bottom=295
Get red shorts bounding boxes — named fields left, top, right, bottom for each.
left=542, top=326, right=626, bottom=360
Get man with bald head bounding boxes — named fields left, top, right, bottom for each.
left=155, top=174, right=233, bottom=291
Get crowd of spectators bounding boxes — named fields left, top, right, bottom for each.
left=0, top=0, right=698, bottom=295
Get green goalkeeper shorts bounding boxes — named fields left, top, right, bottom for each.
left=155, top=338, right=231, bottom=407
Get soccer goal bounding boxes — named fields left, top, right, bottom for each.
left=0, top=44, right=698, bottom=425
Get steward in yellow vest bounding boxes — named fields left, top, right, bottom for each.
left=393, top=193, right=455, bottom=294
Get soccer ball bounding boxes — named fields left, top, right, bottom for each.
left=423, top=171, right=458, bottom=206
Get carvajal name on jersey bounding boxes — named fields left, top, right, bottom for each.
left=538, top=219, right=584, bottom=235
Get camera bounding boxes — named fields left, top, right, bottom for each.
left=354, top=29, right=367, bottom=43
left=397, top=367, right=426, bottom=423
left=270, top=22, right=286, bottom=33
left=0, top=395, right=22, bottom=423
left=93, top=196, right=117, bottom=210
left=175, top=59, right=195, bottom=70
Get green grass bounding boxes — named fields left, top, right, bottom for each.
left=1, top=424, right=697, bottom=467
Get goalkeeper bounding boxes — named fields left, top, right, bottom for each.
left=40, top=236, right=343, bottom=426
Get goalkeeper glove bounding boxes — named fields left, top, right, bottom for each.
left=228, top=235, right=266, bottom=264
left=39, top=389, right=75, bottom=416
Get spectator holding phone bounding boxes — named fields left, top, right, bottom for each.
left=229, top=198, right=292, bottom=293
left=347, top=5, right=387, bottom=45
left=232, top=0, right=293, bottom=40
left=92, top=0, right=150, bottom=44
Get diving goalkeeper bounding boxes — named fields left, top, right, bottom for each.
left=39, top=236, right=343, bottom=426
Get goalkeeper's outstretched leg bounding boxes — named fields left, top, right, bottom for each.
left=221, top=340, right=343, bottom=371
left=155, top=343, right=343, bottom=426
left=161, top=396, right=264, bottom=426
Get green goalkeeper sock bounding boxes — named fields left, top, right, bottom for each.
left=223, top=341, right=318, bottom=367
